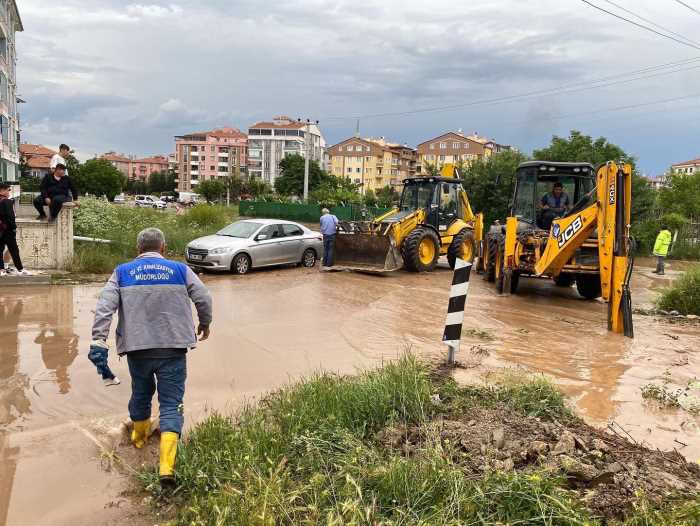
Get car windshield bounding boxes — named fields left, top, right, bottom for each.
left=216, top=221, right=262, bottom=238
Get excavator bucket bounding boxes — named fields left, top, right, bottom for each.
left=333, top=233, right=404, bottom=273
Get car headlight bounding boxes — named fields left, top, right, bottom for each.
left=209, top=247, right=231, bottom=255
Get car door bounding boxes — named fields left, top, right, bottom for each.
left=279, top=223, right=305, bottom=263
left=248, top=224, right=283, bottom=266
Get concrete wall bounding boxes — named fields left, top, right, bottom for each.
left=14, top=203, right=74, bottom=270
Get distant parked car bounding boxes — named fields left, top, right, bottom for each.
left=113, top=193, right=126, bottom=204
left=185, top=219, right=323, bottom=274
left=135, top=195, right=167, bottom=209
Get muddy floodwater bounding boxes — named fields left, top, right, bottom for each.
left=1, top=258, right=699, bottom=525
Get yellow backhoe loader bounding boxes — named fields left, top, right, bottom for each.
left=483, top=160, right=634, bottom=336
left=334, top=165, right=484, bottom=272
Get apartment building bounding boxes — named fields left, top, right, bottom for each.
left=0, top=1, right=22, bottom=182
left=131, top=155, right=168, bottom=182
left=19, top=143, right=56, bottom=179
left=416, top=131, right=509, bottom=174
left=175, top=127, right=247, bottom=192
left=247, top=116, right=325, bottom=185
left=671, top=157, right=700, bottom=176
left=168, top=152, right=178, bottom=180
left=327, top=137, right=416, bottom=192
left=100, top=152, right=132, bottom=179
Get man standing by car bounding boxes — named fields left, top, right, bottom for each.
left=320, top=208, right=339, bottom=269
left=90, top=227, right=212, bottom=488
left=33, top=164, right=79, bottom=220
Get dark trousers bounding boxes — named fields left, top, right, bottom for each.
left=655, top=256, right=665, bottom=275
left=0, top=231, right=23, bottom=271
left=33, top=194, right=71, bottom=219
left=323, top=234, right=336, bottom=266
left=127, top=354, right=187, bottom=434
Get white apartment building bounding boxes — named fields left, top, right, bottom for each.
left=0, top=1, right=22, bottom=183
left=247, top=116, right=325, bottom=186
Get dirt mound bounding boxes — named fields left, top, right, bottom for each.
left=378, top=406, right=700, bottom=520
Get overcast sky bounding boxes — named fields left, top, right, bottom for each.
left=16, top=0, right=700, bottom=174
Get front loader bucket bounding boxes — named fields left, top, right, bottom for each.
left=333, top=233, right=404, bottom=273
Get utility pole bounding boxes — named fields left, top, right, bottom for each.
left=298, top=118, right=320, bottom=202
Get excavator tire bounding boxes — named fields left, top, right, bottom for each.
left=402, top=227, right=440, bottom=272
left=554, top=273, right=575, bottom=287
left=447, top=229, right=476, bottom=269
left=485, top=233, right=500, bottom=282
left=576, top=274, right=602, bottom=299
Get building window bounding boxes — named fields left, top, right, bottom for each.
left=439, top=155, right=445, bottom=161
left=439, top=142, right=446, bottom=149
left=365, top=146, right=370, bottom=152
left=429, top=144, right=435, bottom=150
left=210, top=166, right=215, bottom=171
left=339, top=146, right=343, bottom=151
left=356, top=167, right=361, bottom=173
left=464, top=143, right=469, bottom=149
left=347, top=167, right=352, bottom=173
left=453, top=142, right=460, bottom=148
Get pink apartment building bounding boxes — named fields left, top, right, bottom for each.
left=100, top=152, right=170, bottom=182
left=175, top=127, right=247, bottom=192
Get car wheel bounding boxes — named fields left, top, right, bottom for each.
left=301, top=248, right=317, bottom=268
left=231, top=253, right=251, bottom=275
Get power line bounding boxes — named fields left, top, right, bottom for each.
left=601, top=0, right=700, bottom=47
left=323, top=58, right=700, bottom=121
left=580, top=0, right=700, bottom=51
left=672, top=0, right=700, bottom=16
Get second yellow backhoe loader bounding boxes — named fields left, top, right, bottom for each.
left=334, top=165, right=483, bottom=273
left=484, top=160, right=634, bottom=336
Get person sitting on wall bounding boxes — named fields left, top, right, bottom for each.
left=33, top=164, right=80, bottom=221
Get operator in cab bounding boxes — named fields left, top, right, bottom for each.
left=538, top=182, right=571, bottom=230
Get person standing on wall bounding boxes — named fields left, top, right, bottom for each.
left=319, top=207, right=339, bottom=270
left=652, top=224, right=672, bottom=276
left=0, top=183, right=30, bottom=276
left=33, top=164, right=79, bottom=221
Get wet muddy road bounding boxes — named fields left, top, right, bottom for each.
left=1, top=258, right=699, bottom=525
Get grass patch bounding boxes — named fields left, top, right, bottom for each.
left=71, top=198, right=237, bottom=273
left=641, top=372, right=700, bottom=415
left=462, top=327, right=495, bottom=341
left=139, top=356, right=699, bottom=524
left=657, top=266, right=700, bottom=315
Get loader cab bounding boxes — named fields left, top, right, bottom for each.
left=400, top=177, right=464, bottom=231
left=510, top=161, right=595, bottom=230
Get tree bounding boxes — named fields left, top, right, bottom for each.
left=533, top=130, right=655, bottom=223
left=245, top=178, right=274, bottom=199
left=363, top=189, right=377, bottom=207
left=126, top=179, right=149, bottom=195
left=223, top=175, right=244, bottom=202
left=148, top=170, right=177, bottom=194
left=275, top=154, right=330, bottom=197
left=18, top=176, right=40, bottom=192
left=197, top=179, right=226, bottom=203
left=462, top=150, right=529, bottom=226
left=423, top=162, right=440, bottom=177
left=376, top=185, right=399, bottom=207
left=658, top=171, right=700, bottom=218
left=74, top=158, right=123, bottom=200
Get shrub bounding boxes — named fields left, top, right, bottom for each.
left=657, top=266, right=700, bottom=315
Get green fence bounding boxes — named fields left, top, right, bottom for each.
left=239, top=201, right=392, bottom=223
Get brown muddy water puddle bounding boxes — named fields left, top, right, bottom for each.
left=1, top=259, right=699, bottom=525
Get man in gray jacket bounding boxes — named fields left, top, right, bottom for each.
left=90, top=227, right=212, bottom=487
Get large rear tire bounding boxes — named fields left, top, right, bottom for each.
left=447, top=229, right=476, bottom=269
left=403, top=227, right=440, bottom=272
left=485, top=234, right=500, bottom=282
left=576, top=274, right=602, bottom=299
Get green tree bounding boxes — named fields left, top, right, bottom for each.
left=74, top=158, right=123, bottom=200
left=197, top=179, right=226, bottom=203
left=424, top=162, right=440, bottom=177
left=224, top=175, right=244, bottom=201
left=18, top=175, right=40, bottom=192
left=533, top=130, right=655, bottom=223
left=148, top=170, right=177, bottom=194
left=462, top=150, right=529, bottom=226
left=376, top=185, right=399, bottom=207
left=126, top=179, right=149, bottom=195
left=275, top=154, right=330, bottom=197
left=658, top=172, right=700, bottom=218
left=363, top=189, right=377, bottom=207
left=245, top=178, right=274, bottom=199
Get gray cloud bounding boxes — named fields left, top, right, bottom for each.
left=15, top=0, right=700, bottom=174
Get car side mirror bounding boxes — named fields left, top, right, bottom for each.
left=256, top=234, right=268, bottom=241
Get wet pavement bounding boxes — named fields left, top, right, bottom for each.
left=0, top=257, right=699, bottom=525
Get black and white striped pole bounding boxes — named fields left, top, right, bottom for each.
left=442, top=258, right=472, bottom=365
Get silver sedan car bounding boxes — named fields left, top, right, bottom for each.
left=185, top=219, right=323, bottom=274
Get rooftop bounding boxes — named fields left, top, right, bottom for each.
left=249, top=116, right=306, bottom=130
left=26, top=156, right=51, bottom=169
left=672, top=157, right=700, bottom=167
left=176, top=127, right=247, bottom=140
left=133, top=155, right=169, bottom=164
left=19, top=144, right=57, bottom=157
left=100, top=152, right=131, bottom=163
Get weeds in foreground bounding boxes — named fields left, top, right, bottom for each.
left=140, top=355, right=698, bottom=525
left=641, top=372, right=700, bottom=415
left=657, top=266, right=700, bottom=316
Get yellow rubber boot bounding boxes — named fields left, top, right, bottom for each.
left=159, top=431, right=178, bottom=486
left=130, top=419, right=151, bottom=449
